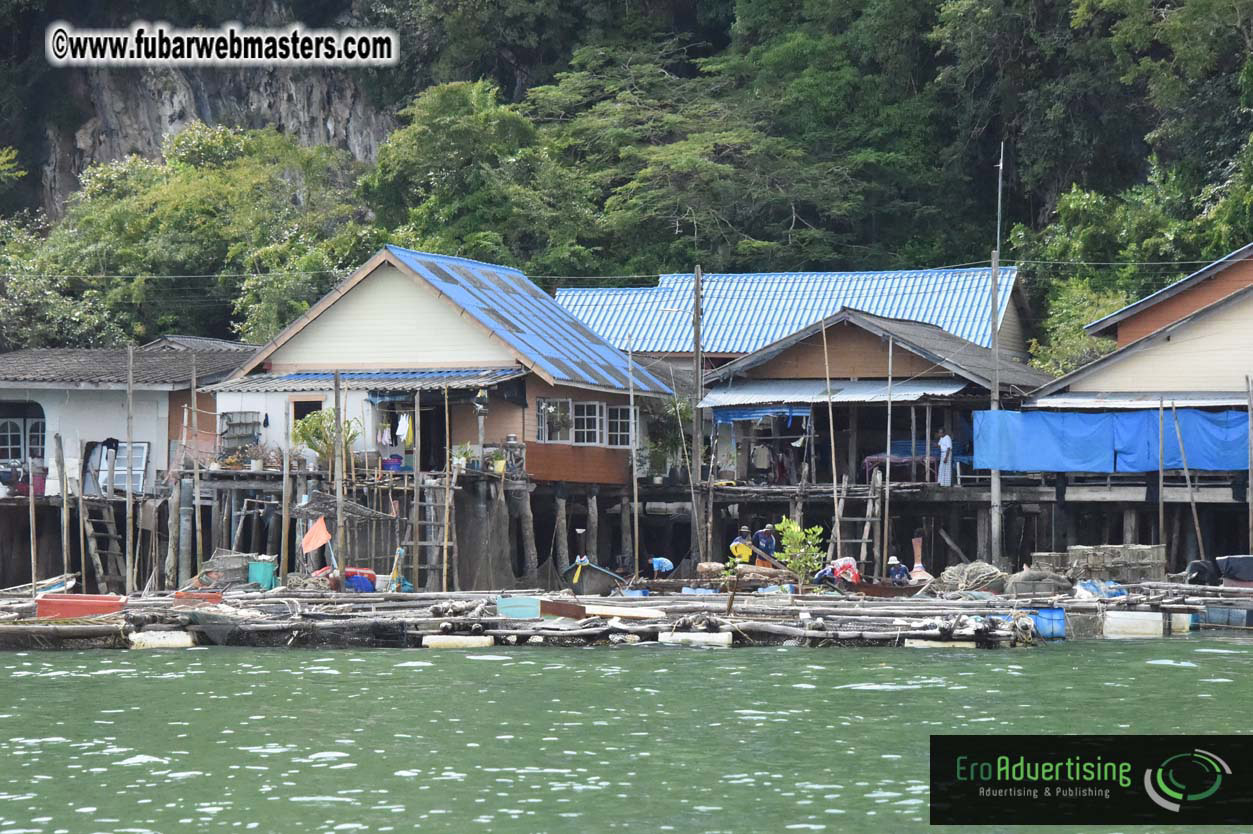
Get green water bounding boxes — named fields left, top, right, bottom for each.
left=1, top=639, right=1251, bottom=833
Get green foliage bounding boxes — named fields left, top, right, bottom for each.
left=774, top=516, right=825, bottom=586
left=291, top=409, right=362, bottom=477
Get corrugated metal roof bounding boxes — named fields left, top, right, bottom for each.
left=699, top=379, right=968, bottom=408
left=207, top=368, right=528, bottom=393
left=556, top=267, right=1017, bottom=355
left=0, top=348, right=242, bottom=386
left=1026, top=392, right=1251, bottom=410
left=385, top=246, right=669, bottom=394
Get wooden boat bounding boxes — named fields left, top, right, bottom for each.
left=839, top=578, right=923, bottom=598
left=1, top=573, right=77, bottom=597
left=560, top=560, right=625, bottom=596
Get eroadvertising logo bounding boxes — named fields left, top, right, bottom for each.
left=931, top=735, right=1253, bottom=825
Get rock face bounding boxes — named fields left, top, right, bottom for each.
left=40, top=63, right=393, bottom=215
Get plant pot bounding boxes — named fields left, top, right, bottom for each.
left=452, top=456, right=467, bottom=470
left=492, top=459, right=506, bottom=474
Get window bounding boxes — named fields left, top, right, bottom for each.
left=0, top=420, right=21, bottom=460
left=573, top=402, right=605, bottom=445
left=26, top=419, right=45, bottom=460
left=291, top=399, right=323, bottom=422
left=607, top=406, right=635, bottom=448
left=536, top=398, right=571, bottom=443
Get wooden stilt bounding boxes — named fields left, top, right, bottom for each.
left=77, top=440, right=90, bottom=593
left=280, top=408, right=292, bottom=583
left=334, top=370, right=345, bottom=570
left=411, top=391, right=421, bottom=590
left=881, top=336, right=893, bottom=575
left=54, top=433, right=69, bottom=583
left=441, top=385, right=453, bottom=590
left=925, top=404, right=932, bottom=483
left=1171, top=403, right=1207, bottom=564
left=554, top=493, right=570, bottom=573
left=519, top=484, right=538, bottom=583
left=586, top=488, right=599, bottom=562
left=27, top=455, right=37, bottom=598
left=910, top=406, right=917, bottom=482
left=125, top=344, right=134, bottom=593
left=619, top=494, right=631, bottom=570
left=820, top=322, right=842, bottom=559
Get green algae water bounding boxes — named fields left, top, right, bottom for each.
left=1, top=639, right=1251, bottom=834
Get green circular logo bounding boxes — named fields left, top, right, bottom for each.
left=1144, top=749, right=1231, bottom=812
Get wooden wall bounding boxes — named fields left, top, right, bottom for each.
left=743, top=323, right=948, bottom=380
left=1115, top=258, right=1253, bottom=346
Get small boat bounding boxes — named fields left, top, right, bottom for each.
left=561, top=558, right=625, bottom=596
left=1, top=573, right=77, bottom=597
left=840, top=578, right=923, bottom=598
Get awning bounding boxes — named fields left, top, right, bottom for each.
left=1025, top=391, right=1251, bottom=410
left=699, top=378, right=967, bottom=409
left=206, top=367, right=527, bottom=393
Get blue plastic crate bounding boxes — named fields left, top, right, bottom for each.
left=1030, top=607, right=1066, bottom=639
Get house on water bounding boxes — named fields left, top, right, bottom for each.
left=209, top=245, right=672, bottom=587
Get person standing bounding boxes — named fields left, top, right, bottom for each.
left=936, top=428, right=953, bottom=487
left=752, top=523, right=777, bottom=557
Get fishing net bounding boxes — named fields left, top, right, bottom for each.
left=936, top=561, right=1007, bottom=592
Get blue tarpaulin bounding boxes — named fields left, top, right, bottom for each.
left=974, top=411, right=1115, bottom=472
left=975, top=409, right=1249, bottom=473
left=713, top=405, right=810, bottom=425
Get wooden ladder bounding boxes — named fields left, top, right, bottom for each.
left=82, top=498, right=125, bottom=593
left=401, top=469, right=460, bottom=591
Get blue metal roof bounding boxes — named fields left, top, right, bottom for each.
left=555, top=267, right=1017, bottom=354
left=385, top=246, right=670, bottom=394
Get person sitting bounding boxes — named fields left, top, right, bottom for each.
left=752, top=523, right=777, bottom=557
left=729, top=525, right=754, bottom=563
left=887, top=555, right=910, bottom=585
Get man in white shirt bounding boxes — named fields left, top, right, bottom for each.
left=936, top=429, right=953, bottom=487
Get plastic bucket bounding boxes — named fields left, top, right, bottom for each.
left=247, top=560, right=277, bottom=590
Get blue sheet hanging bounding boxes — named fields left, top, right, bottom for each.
left=713, top=405, right=811, bottom=425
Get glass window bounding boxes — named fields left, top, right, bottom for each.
left=26, top=419, right=45, bottom=460
left=573, top=402, right=605, bottom=445
left=607, top=406, right=635, bottom=448
left=537, top=398, right=571, bottom=443
left=0, top=420, right=22, bottom=460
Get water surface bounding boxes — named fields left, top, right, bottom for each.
left=2, top=638, right=1251, bottom=833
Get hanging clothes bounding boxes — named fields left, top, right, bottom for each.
left=397, top=413, right=412, bottom=447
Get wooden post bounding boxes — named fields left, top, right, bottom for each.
left=27, top=454, right=37, bottom=598
left=989, top=248, right=1003, bottom=566
left=441, top=385, right=453, bottom=590
left=1247, top=377, right=1252, bottom=554
left=411, top=391, right=422, bottom=590
left=619, top=494, right=632, bottom=569
left=628, top=334, right=640, bottom=574
left=190, top=354, right=202, bottom=573
left=848, top=405, right=858, bottom=483
left=280, top=408, right=291, bottom=583
left=691, top=264, right=704, bottom=564
left=820, top=321, right=842, bottom=557
left=1171, top=403, right=1206, bottom=563
left=881, top=336, right=893, bottom=575
left=554, top=493, right=570, bottom=572
left=1122, top=509, right=1138, bottom=546
left=924, top=404, right=932, bottom=483
left=165, top=476, right=180, bottom=588
left=333, top=370, right=346, bottom=573
left=77, top=440, right=90, bottom=593
left=586, top=488, right=599, bottom=561
left=1158, top=397, right=1166, bottom=555
left=909, top=406, right=917, bottom=482
left=519, top=484, right=539, bottom=583
left=54, top=433, right=69, bottom=583
left=125, top=344, right=135, bottom=593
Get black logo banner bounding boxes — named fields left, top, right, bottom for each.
left=931, top=735, right=1253, bottom=825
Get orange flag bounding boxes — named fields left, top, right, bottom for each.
left=302, top=516, right=332, bottom=554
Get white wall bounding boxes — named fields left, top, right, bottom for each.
left=0, top=387, right=169, bottom=488
left=267, top=264, right=516, bottom=370
left=214, top=389, right=377, bottom=463
left=1070, top=289, right=1253, bottom=392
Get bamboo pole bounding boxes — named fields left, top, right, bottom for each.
left=1171, top=403, right=1206, bottom=564
left=280, top=408, right=291, bottom=583
left=125, top=344, right=135, bottom=594
left=28, top=454, right=37, bottom=599
left=334, top=370, right=345, bottom=572
left=441, top=385, right=452, bottom=591
left=628, top=334, right=640, bottom=574
left=820, top=322, right=842, bottom=559
left=924, top=404, right=932, bottom=482
left=1158, top=397, right=1166, bottom=555
left=412, top=391, right=421, bottom=590
left=77, top=439, right=89, bottom=593
left=881, top=336, right=893, bottom=575
left=191, top=354, right=202, bottom=572
left=691, top=263, right=704, bottom=564
left=54, top=433, right=69, bottom=583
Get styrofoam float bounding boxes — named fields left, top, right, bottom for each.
left=128, top=630, right=195, bottom=649
left=1103, top=610, right=1192, bottom=638
left=658, top=631, right=733, bottom=647
left=422, top=635, right=495, bottom=649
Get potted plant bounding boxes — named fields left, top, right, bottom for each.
left=452, top=443, right=473, bottom=470
left=485, top=448, right=507, bottom=474
left=291, top=410, right=362, bottom=477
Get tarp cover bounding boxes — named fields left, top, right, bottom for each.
left=975, top=409, right=1250, bottom=473
left=713, top=405, right=810, bottom=425
left=974, top=411, right=1115, bottom=472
